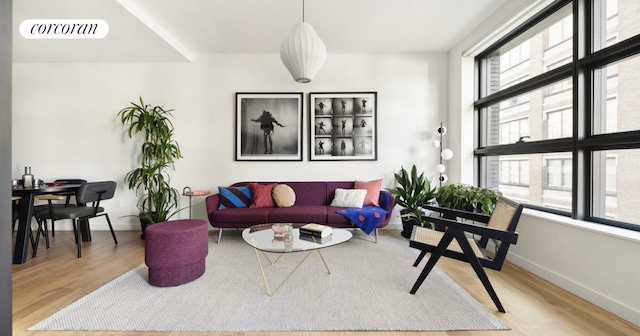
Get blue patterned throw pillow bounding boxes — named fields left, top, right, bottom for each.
left=217, top=186, right=252, bottom=210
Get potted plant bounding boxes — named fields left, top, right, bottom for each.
left=388, top=165, right=437, bottom=237
left=118, top=97, right=183, bottom=238
left=435, top=183, right=500, bottom=215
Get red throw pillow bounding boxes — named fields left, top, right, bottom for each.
left=354, top=179, right=382, bottom=206
left=249, top=183, right=277, bottom=208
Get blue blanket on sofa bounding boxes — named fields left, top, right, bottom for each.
left=337, top=206, right=390, bottom=234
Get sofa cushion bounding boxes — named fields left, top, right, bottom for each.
left=249, top=183, right=277, bottom=208
left=326, top=206, right=354, bottom=225
left=285, top=182, right=329, bottom=206
left=330, top=188, right=367, bottom=208
left=268, top=206, right=327, bottom=223
left=217, top=186, right=252, bottom=210
left=272, top=184, right=296, bottom=207
left=210, top=207, right=271, bottom=225
left=354, top=179, right=382, bottom=206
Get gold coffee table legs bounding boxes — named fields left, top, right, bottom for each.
left=252, top=248, right=331, bottom=297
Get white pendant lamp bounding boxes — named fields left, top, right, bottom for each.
left=280, top=0, right=327, bottom=83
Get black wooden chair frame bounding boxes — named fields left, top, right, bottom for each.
left=409, top=197, right=523, bottom=312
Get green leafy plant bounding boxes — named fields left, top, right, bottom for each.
left=389, top=165, right=437, bottom=231
left=118, top=97, right=183, bottom=224
left=435, top=183, right=500, bottom=215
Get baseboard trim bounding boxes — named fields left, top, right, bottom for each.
left=507, top=251, right=640, bottom=328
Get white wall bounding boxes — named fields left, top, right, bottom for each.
left=447, top=0, right=640, bottom=327
left=12, top=52, right=448, bottom=230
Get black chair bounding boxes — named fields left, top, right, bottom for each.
left=409, top=196, right=523, bottom=312
left=33, top=179, right=87, bottom=238
left=35, top=181, right=118, bottom=258
left=12, top=195, right=43, bottom=258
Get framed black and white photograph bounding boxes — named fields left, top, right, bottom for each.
left=236, top=92, right=303, bottom=161
left=309, top=92, right=377, bottom=161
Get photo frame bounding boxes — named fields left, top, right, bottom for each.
left=309, top=92, right=377, bottom=161
left=236, top=92, right=303, bottom=161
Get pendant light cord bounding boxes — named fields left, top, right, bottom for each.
left=302, top=0, right=305, bottom=22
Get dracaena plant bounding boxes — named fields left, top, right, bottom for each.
left=118, top=96, right=183, bottom=223
left=389, top=165, right=437, bottom=228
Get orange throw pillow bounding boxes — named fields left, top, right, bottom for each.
left=249, top=183, right=277, bottom=208
left=354, top=179, right=382, bottom=206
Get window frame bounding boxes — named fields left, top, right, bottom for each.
left=473, top=0, right=640, bottom=232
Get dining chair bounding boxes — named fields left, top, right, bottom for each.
left=34, top=181, right=118, bottom=258
left=12, top=195, right=41, bottom=258
left=11, top=195, right=20, bottom=232
left=408, top=196, right=523, bottom=312
left=33, top=179, right=87, bottom=238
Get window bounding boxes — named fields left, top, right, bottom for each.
left=546, top=108, right=572, bottom=139
left=546, top=158, right=572, bottom=189
left=500, top=42, right=531, bottom=72
left=474, top=0, right=640, bottom=231
left=547, top=14, right=572, bottom=48
left=499, top=159, right=529, bottom=186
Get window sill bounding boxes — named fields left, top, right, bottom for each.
left=522, top=208, right=640, bottom=243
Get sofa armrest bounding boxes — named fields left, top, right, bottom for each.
left=379, top=190, right=395, bottom=213
left=205, top=194, right=221, bottom=216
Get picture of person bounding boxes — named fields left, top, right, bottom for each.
left=251, top=110, right=285, bottom=154
left=237, top=93, right=301, bottom=161
left=332, top=117, right=352, bottom=136
left=331, top=138, right=354, bottom=156
left=309, top=93, right=376, bottom=161
left=318, top=101, right=326, bottom=113
left=358, top=139, right=369, bottom=154
left=314, top=138, right=332, bottom=156
left=317, top=120, right=327, bottom=134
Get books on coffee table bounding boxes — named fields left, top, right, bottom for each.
left=299, top=233, right=333, bottom=244
left=299, top=223, right=333, bottom=237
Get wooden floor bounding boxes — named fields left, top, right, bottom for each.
left=12, top=230, right=640, bottom=336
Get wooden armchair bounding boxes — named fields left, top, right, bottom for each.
left=409, top=196, right=523, bottom=312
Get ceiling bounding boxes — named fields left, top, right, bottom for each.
left=13, top=0, right=507, bottom=63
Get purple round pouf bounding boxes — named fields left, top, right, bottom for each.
left=144, top=219, right=209, bottom=287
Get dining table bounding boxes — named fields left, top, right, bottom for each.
left=11, top=183, right=86, bottom=264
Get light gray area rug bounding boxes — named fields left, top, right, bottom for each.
left=30, top=232, right=509, bottom=332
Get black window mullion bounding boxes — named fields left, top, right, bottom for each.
left=578, top=130, right=640, bottom=150
left=579, top=34, right=640, bottom=69
left=475, top=138, right=573, bottom=156
left=475, top=64, right=573, bottom=109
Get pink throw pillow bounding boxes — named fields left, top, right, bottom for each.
left=354, top=179, right=382, bottom=206
left=249, top=183, right=277, bottom=208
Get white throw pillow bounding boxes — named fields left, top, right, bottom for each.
left=330, top=188, right=367, bottom=208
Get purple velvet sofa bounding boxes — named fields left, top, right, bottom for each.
left=205, top=181, right=395, bottom=243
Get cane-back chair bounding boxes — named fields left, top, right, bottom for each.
left=409, top=196, right=523, bottom=312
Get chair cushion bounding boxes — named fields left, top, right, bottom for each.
left=35, top=206, right=102, bottom=220
left=412, top=226, right=485, bottom=258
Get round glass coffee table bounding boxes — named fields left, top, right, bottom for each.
left=242, top=223, right=352, bottom=296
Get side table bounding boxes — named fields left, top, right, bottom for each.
left=182, top=187, right=211, bottom=219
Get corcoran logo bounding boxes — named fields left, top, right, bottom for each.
left=19, top=19, right=109, bottom=39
